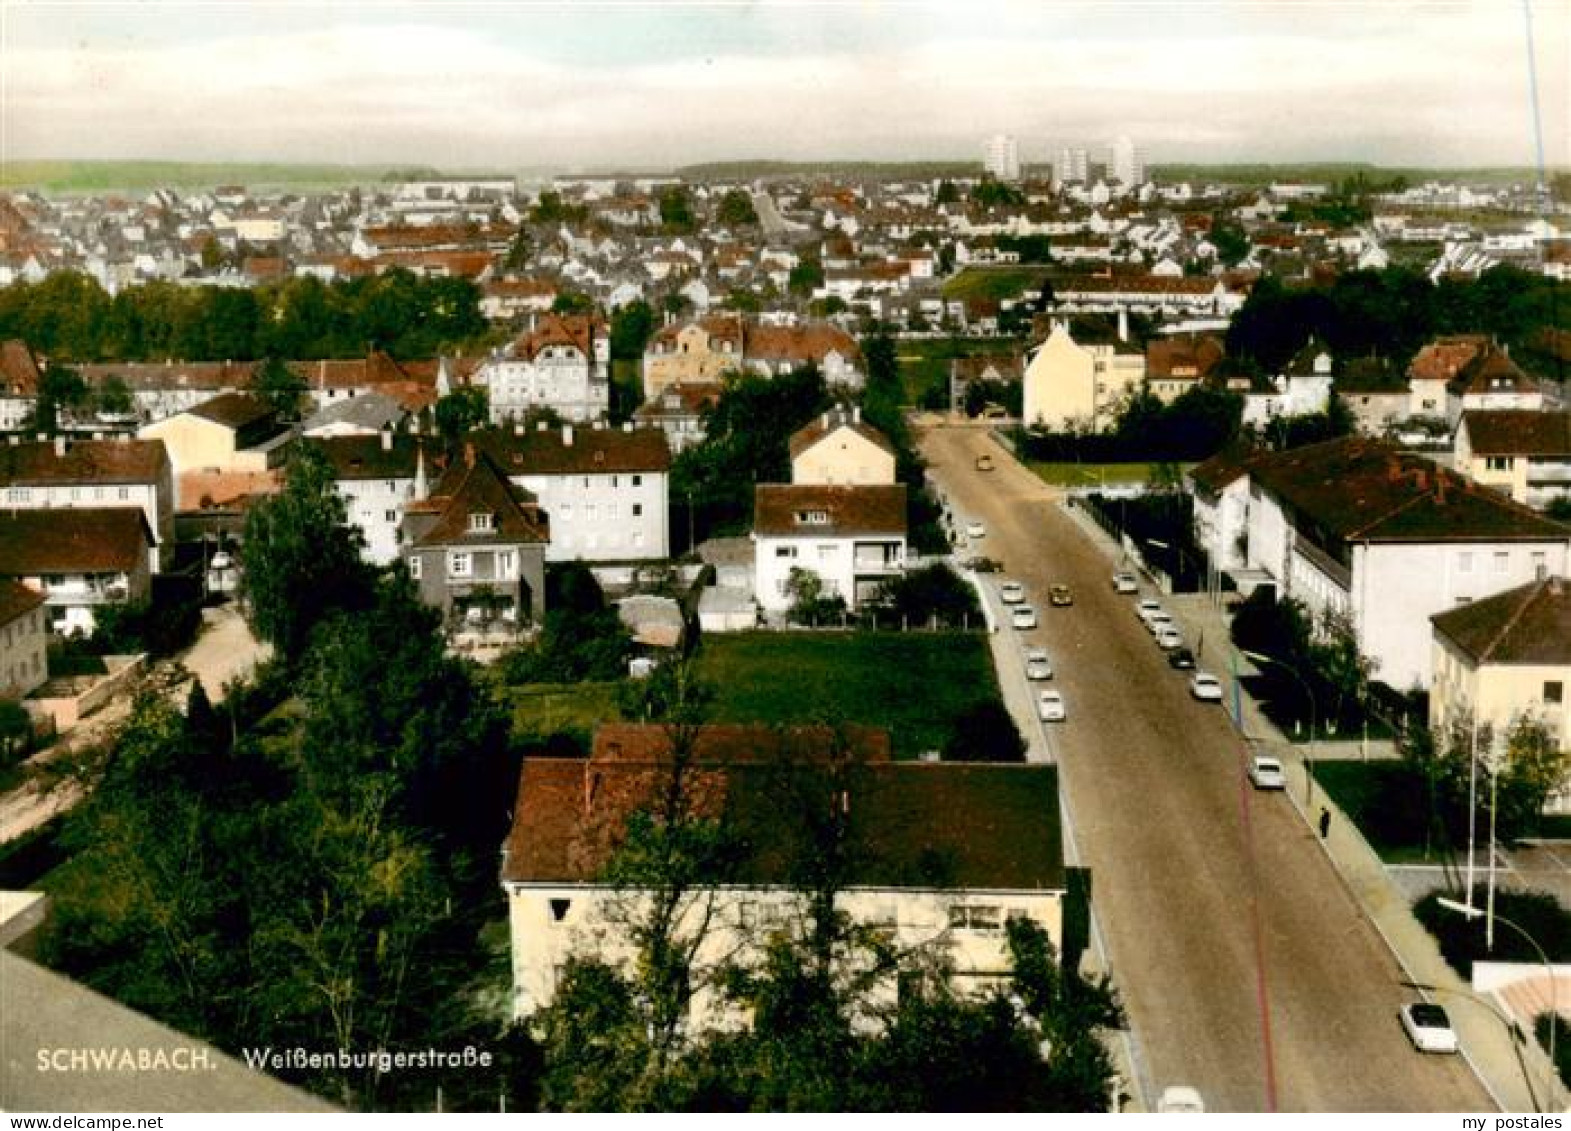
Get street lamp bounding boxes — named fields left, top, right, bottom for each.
left=1241, top=650, right=1317, bottom=805
left=1436, top=897, right=1561, bottom=1106
left=1403, top=978, right=1549, bottom=1113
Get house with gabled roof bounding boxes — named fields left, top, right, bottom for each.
left=0, top=436, right=174, bottom=569
left=753, top=483, right=906, bottom=614
left=0, top=340, right=41, bottom=432
left=1022, top=317, right=1145, bottom=434
left=1241, top=338, right=1333, bottom=428
left=312, top=431, right=427, bottom=566
left=1455, top=410, right=1571, bottom=512
left=788, top=406, right=896, bottom=486
left=1145, top=334, right=1225, bottom=404
left=0, top=578, right=47, bottom=699
left=1407, top=334, right=1489, bottom=422
left=1430, top=575, right=1571, bottom=804
left=138, top=393, right=293, bottom=509
left=631, top=383, right=718, bottom=454
left=501, top=722, right=1066, bottom=1024
left=1448, top=342, right=1545, bottom=425
left=1238, top=437, right=1571, bottom=690
left=0, top=508, right=156, bottom=636
left=401, top=445, right=549, bottom=636
left=472, top=313, right=609, bottom=424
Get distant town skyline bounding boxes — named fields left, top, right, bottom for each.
left=3, top=1, right=1567, bottom=172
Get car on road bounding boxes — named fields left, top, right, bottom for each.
left=1154, top=625, right=1184, bottom=650
left=1037, top=688, right=1065, bottom=722
left=966, top=521, right=986, bottom=540
left=1156, top=1087, right=1206, bottom=1114
left=1190, top=672, right=1223, bottom=701
left=1049, top=584, right=1073, bottom=607
left=1146, top=610, right=1176, bottom=636
left=999, top=581, right=1025, bottom=604
left=1247, top=755, right=1287, bottom=790
left=1112, top=571, right=1138, bottom=594
left=1167, top=646, right=1197, bottom=670
left=1135, top=598, right=1163, bottom=622
left=1011, top=606, right=1038, bottom=630
left=962, top=556, right=1001, bottom=573
left=975, top=453, right=995, bottom=472
left=1024, top=647, right=1053, bottom=680
left=1399, top=1002, right=1459, bottom=1054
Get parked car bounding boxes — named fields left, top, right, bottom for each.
left=1112, top=571, right=1138, bottom=594
left=1037, top=688, right=1065, bottom=722
left=999, top=581, right=1025, bottom=604
left=1011, top=606, right=1038, bottom=630
left=1146, top=611, right=1176, bottom=636
left=963, top=556, right=1002, bottom=573
left=1156, top=1087, right=1206, bottom=1114
left=1190, top=672, right=1223, bottom=701
left=1248, top=755, right=1287, bottom=790
left=1167, top=646, right=1197, bottom=670
left=1025, top=647, right=1053, bottom=680
left=1399, top=1002, right=1459, bottom=1054
left=966, top=521, right=986, bottom=540
left=1136, top=598, right=1163, bottom=622
left=1154, top=625, right=1184, bottom=650
left=975, top=453, right=995, bottom=472
left=1049, top=584, right=1073, bottom=607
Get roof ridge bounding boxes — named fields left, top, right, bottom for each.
left=1477, top=579, right=1545, bottom=663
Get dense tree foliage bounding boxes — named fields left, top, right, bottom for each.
left=970, top=179, right=1025, bottom=209
left=499, top=564, right=634, bottom=684
left=659, top=187, right=698, bottom=234
left=251, top=355, right=309, bottom=421
left=610, top=299, right=656, bottom=361
left=0, top=270, right=487, bottom=362
left=715, top=189, right=758, bottom=228
left=434, top=384, right=490, bottom=441
left=942, top=699, right=1026, bottom=763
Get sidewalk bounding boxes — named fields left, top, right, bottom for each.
left=1061, top=500, right=1554, bottom=1113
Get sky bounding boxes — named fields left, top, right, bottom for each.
left=1, top=0, right=1567, bottom=171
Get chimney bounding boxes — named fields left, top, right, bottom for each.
left=562, top=424, right=574, bottom=446
left=821, top=411, right=829, bottom=429
left=52, top=435, right=65, bottom=458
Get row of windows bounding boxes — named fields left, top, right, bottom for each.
left=1454, top=549, right=1546, bottom=576
left=1, top=611, right=41, bottom=643
left=5, top=486, right=136, bottom=503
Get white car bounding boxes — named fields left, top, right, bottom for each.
left=1011, top=606, right=1037, bottom=630
left=1112, top=571, right=1139, bottom=594
left=999, top=581, right=1025, bottom=604
left=1145, top=610, right=1175, bottom=635
left=1190, top=672, right=1223, bottom=701
left=966, top=521, right=986, bottom=540
left=1024, top=647, right=1053, bottom=680
left=1399, top=1002, right=1459, bottom=1054
left=1037, top=688, right=1065, bottom=722
left=1154, top=625, right=1184, bottom=650
left=1135, top=597, right=1163, bottom=621
left=1156, top=1086, right=1206, bottom=1114
left=1248, top=755, right=1287, bottom=790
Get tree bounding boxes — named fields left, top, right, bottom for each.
left=93, top=374, right=135, bottom=419
left=240, top=444, right=374, bottom=662
left=716, top=189, right=758, bottom=228
left=943, top=700, right=1026, bottom=763
left=659, top=187, right=698, bottom=234
left=26, top=365, right=89, bottom=433
left=552, top=290, right=595, bottom=316
left=0, top=697, right=31, bottom=769
left=434, top=384, right=489, bottom=443
left=874, top=562, right=978, bottom=627
left=611, top=300, right=656, bottom=362
left=503, top=228, right=533, bottom=273
left=934, top=180, right=960, bottom=206
left=251, top=356, right=308, bottom=421
left=788, top=258, right=824, bottom=297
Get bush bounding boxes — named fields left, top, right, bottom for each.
left=943, top=699, right=1026, bottom=763
left=1414, top=887, right=1571, bottom=980
left=1536, top=1013, right=1571, bottom=1089
left=875, top=563, right=980, bottom=628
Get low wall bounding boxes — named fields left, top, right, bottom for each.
left=26, top=654, right=146, bottom=733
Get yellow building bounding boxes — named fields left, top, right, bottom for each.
left=642, top=314, right=745, bottom=397
left=500, top=724, right=1066, bottom=1026
left=1454, top=410, right=1571, bottom=512
left=788, top=407, right=897, bottom=486
left=139, top=393, right=293, bottom=508
left=1022, top=320, right=1145, bottom=433
left=1430, top=575, right=1571, bottom=805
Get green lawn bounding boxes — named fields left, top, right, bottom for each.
left=896, top=336, right=1024, bottom=406
left=1314, top=760, right=1452, bottom=864
left=1027, top=461, right=1191, bottom=487
left=940, top=267, right=1048, bottom=303
left=695, top=631, right=998, bottom=757
left=504, top=681, right=625, bottom=747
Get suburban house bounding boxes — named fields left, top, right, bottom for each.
left=1407, top=334, right=1489, bottom=423
left=299, top=391, right=411, bottom=439
left=1448, top=343, right=1544, bottom=425
left=1241, top=339, right=1334, bottom=429
left=788, top=407, right=897, bottom=486
left=1050, top=274, right=1246, bottom=316
left=631, top=383, right=719, bottom=455
left=500, top=722, right=1066, bottom=1025
left=1335, top=357, right=1409, bottom=437
left=643, top=316, right=863, bottom=398
left=74, top=360, right=254, bottom=426
left=401, top=446, right=549, bottom=635
left=1022, top=318, right=1145, bottom=434
left=753, top=483, right=907, bottom=614
left=742, top=323, right=863, bottom=389
left=1145, top=334, right=1224, bottom=404
left=1218, top=437, right=1571, bottom=690
left=473, top=314, right=610, bottom=425
left=0, top=437, right=174, bottom=569
left=1430, top=575, right=1571, bottom=807
left=313, top=431, right=427, bottom=566
left=1187, top=445, right=1257, bottom=572
left=472, top=424, right=671, bottom=562
left=0, top=340, right=41, bottom=432
left=948, top=355, right=1024, bottom=415
left=0, top=508, right=156, bottom=636
left=139, top=393, right=293, bottom=509
left=288, top=352, right=443, bottom=415
left=0, top=579, right=47, bottom=699
left=1454, top=410, right=1571, bottom=512
left=643, top=313, right=747, bottom=395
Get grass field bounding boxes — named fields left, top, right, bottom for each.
left=940, top=267, right=1048, bottom=303
left=695, top=631, right=998, bottom=757
left=504, top=681, right=625, bottom=747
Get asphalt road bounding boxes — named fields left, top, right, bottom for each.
left=920, top=421, right=1489, bottom=1113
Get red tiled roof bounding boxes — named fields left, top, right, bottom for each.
left=744, top=321, right=861, bottom=366
left=1408, top=334, right=1490, bottom=384
left=0, top=340, right=40, bottom=396
left=0, top=438, right=169, bottom=485
left=406, top=448, right=548, bottom=547
left=0, top=508, right=153, bottom=575
left=187, top=393, right=275, bottom=431
left=788, top=409, right=896, bottom=460
left=1431, top=575, right=1571, bottom=666
left=0, top=577, right=44, bottom=627
left=514, top=314, right=601, bottom=363
left=753, top=483, right=907, bottom=538
left=1147, top=334, right=1226, bottom=381
left=471, top=426, right=671, bottom=475
left=1462, top=411, right=1571, bottom=457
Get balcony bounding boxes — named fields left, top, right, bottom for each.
left=43, top=576, right=130, bottom=606
left=853, top=544, right=905, bottom=575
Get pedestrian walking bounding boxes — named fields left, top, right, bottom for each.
left=1318, top=808, right=1331, bottom=839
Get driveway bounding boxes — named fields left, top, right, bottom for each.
left=181, top=601, right=271, bottom=702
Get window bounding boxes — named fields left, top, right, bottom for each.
left=549, top=898, right=572, bottom=923
left=1547, top=681, right=1564, bottom=706
left=1457, top=552, right=1473, bottom=574
left=1486, top=457, right=1511, bottom=472
left=409, top=555, right=421, bottom=580
left=632, top=503, right=643, bottom=517
left=775, top=546, right=797, bottom=559
left=468, top=512, right=493, bottom=532
left=795, top=509, right=830, bottom=525
left=384, top=510, right=397, bottom=523
left=1533, top=551, right=1548, bottom=575
left=1494, top=551, right=1510, bottom=573
left=948, top=905, right=1002, bottom=932
left=448, top=552, right=472, bottom=578
left=632, top=475, right=642, bottom=487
